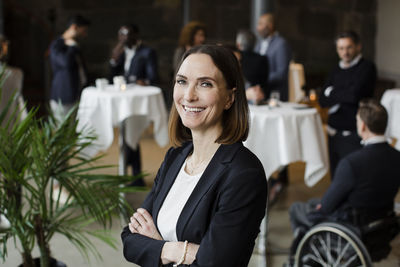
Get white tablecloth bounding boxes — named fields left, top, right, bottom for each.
left=244, top=103, right=328, bottom=187
left=77, top=84, right=169, bottom=157
left=381, top=89, right=400, bottom=151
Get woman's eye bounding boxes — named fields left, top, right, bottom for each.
left=200, top=81, right=212, bottom=88
left=176, top=79, right=186, bottom=85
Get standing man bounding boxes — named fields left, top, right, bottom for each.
left=256, top=13, right=292, bottom=102
left=319, top=31, right=377, bottom=177
left=236, top=29, right=269, bottom=105
left=49, top=15, right=90, bottom=122
left=256, top=13, right=292, bottom=202
left=109, top=24, right=159, bottom=185
left=110, top=24, right=158, bottom=86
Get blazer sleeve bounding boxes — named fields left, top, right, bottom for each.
left=121, top=147, right=175, bottom=267
left=191, top=167, right=267, bottom=266
left=320, top=158, right=356, bottom=214
left=145, top=48, right=159, bottom=85
left=50, top=39, right=79, bottom=69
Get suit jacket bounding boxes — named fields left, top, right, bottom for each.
left=110, top=44, right=158, bottom=85
left=121, top=142, right=267, bottom=267
left=319, top=58, right=376, bottom=131
left=50, top=37, right=88, bottom=104
left=319, top=142, right=400, bottom=222
left=241, top=50, right=269, bottom=97
left=256, top=33, right=292, bottom=101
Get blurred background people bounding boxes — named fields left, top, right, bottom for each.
left=256, top=13, right=292, bottom=102
left=172, top=21, right=206, bottom=73
left=109, top=24, right=159, bottom=185
left=49, top=14, right=90, bottom=123
left=110, top=24, right=158, bottom=86
left=236, top=29, right=269, bottom=104
left=287, top=99, right=400, bottom=266
left=319, top=31, right=377, bottom=177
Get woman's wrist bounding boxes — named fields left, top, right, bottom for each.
left=160, top=241, right=183, bottom=265
left=184, top=243, right=199, bottom=264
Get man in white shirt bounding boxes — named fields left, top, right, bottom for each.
left=109, top=24, right=159, bottom=184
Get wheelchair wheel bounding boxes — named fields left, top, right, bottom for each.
left=294, top=222, right=372, bottom=267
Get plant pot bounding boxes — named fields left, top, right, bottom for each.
left=18, top=257, right=67, bottom=267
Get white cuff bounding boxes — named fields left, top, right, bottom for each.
left=324, top=86, right=334, bottom=97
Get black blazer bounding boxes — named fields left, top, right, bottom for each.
left=110, top=44, right=159, bottom=85
left=121, top=142, right=267, bottom=266
left=320, top=142, right=400, bottom=221
left=50, top=37, right=88, bottom=104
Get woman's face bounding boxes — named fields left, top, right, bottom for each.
left=173, top=53, right=234, bottom=134
left=193, top=29, right=206, bottom=46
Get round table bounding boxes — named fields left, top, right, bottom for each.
left=244, top=102, right=329, bottom=187
left=77, top=84, right=169, bottom=174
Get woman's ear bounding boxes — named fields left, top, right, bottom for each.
left=225, top=88, right=236, bottom=110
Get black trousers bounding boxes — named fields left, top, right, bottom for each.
left=328, top=132, right=362, bottom=179
left=124, top=144, right=145, bottom=186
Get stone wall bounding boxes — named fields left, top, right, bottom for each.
left=3, top=0, right=377, bottom=112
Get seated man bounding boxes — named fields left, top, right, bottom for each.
left=287, top=99, right=400, bottom=265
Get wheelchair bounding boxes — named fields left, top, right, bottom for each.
left=293, top=211, right=400, bottom=267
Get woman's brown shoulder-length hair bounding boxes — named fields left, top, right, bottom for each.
left=169, top=44, right=249, bottom=147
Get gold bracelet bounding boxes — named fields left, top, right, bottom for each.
left=173, top=240, right=188, bottom=267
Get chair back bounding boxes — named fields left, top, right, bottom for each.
left=288, top=62, right=305, bottom=103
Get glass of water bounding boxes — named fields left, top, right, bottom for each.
left=269, top=90, right=280, bottom=107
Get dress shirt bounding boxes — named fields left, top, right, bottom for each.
left=339, top=54, right=362, bottom=69
left=361, top=135, right=387, bottom=146
left=124, top=46, right=136, bottom=74
left=259, top=35, right=273, bottom=56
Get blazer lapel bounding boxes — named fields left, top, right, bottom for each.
left=176, top=142, right=242, bottom=240
left=152, top=143, right=193, bottom=222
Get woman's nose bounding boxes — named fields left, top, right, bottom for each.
left=184, top=84, right=197, bottom=101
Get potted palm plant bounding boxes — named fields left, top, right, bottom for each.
left=0, top=69, right=139, bottom=267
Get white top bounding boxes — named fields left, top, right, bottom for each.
left=157, top=159, right=203, bottom=241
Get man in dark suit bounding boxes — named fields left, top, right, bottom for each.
left=286, top=99, right=400, bottom=265
left=255, top=13, right=292, bottom=102
left=110, top=24, right=158, bottom=86
left=236, top=29, right=269, bottom=105
left=49, top=15, right=90, bottom=122
left=319, top=31, right=377, bottom=177
left=109, top=24, right=159, bottom=185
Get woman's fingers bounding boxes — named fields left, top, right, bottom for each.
left=137, top=208, right=153, bottom=222
left=133, top=212, right=147, bottom=227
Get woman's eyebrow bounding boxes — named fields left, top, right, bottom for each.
left=176, top=74, right=187, bottom=79
left=197, top=76, right=216, bottom=82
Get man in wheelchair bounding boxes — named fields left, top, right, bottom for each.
left=287, top=99, right=400, bottom=266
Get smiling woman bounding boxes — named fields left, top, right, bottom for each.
left=121, top=45, right=268, bottom=267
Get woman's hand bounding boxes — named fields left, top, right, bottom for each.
left=128, top=208, right=163, bottom=240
